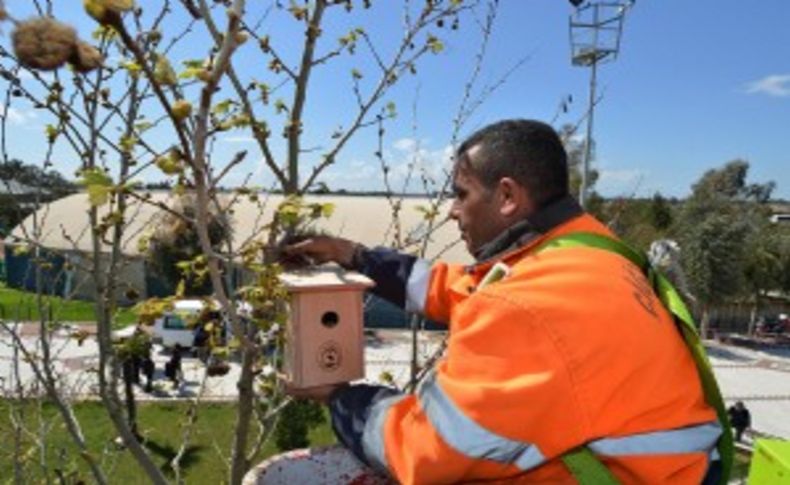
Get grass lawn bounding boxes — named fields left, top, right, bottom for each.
left=0, top=399, right=757, bottom=483
left=0, top=283, right=137, bottom=326
left=0, top=400, right=336, bottom=484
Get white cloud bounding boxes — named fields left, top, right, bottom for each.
left=745, top=74, right=790, bottom=97
left=598, top=168, right=643, bottom=183
left=596, top=168, right=645, bottom=195
left=313, top=141, right=454, bottom=193
left=321, top=159, right=379, bottom=185
left=387, top=144, right=454, bottom=189
left=0, top=106, right=37, bottom=125
left=252, top=156, right=282, bottom=185
left=393, top=137, right=417, bottom=152
left=246, top=138, right=455, bottom=193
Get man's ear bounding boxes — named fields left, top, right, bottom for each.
left=497, top=177, right=534, bottom=218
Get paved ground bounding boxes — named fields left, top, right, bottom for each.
left=2, top=323, right=788, bottom=439
left=707, top=341, right=790, bottom=440
left=0, top=323, right=442, bottom=401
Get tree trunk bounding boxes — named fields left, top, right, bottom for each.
left=747, top=290, right=760, bottom=336
left=123, top=363, right=139, bottom=439
left=230, top=339, right=257, bottom=484
left=700, top=305, right=711, bottom=339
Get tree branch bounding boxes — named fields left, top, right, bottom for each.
left=286, top=0, right=327, bottom=193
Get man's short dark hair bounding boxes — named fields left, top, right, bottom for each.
left=456, top=119, right=569, bottom=207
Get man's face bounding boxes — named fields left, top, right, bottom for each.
left=449, top=160, right=508, bottom=256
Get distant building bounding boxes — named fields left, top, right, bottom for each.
left=769, top=202, right=790, bottom=225
left=1, top=179, right=59, bottom=239
left=1, top=179, right=37, bottom=194
left=0, top=179, right=51, bottom=210
left=4, top=192, right=466, bottom=327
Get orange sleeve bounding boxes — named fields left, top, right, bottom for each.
left=423, top=262, right=470, bottom=324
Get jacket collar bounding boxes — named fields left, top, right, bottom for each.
left=472, top=195, right=584, bottom=264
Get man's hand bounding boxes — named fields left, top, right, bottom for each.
left=284, top=236, right=361, bottom=269
left=285, top=382, right=347, bottom=404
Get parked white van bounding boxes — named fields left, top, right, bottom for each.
left=151, top=299, right=207, bottom=349
left=151, top=299, right=247, bottom=349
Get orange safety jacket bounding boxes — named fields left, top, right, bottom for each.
left=332, top=208, right=721, bottom=484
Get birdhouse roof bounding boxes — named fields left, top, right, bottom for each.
left=279, top=266, right=374, bottom=293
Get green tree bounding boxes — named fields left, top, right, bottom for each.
left=742, top=222, right=790, bottom=334
left=675, top=160, right=775, bottom=337
left=558, top=124, right=599, bottom=200
left=648, top=192, right=673, bottom=231
left=309, top=181, right=331, bottom=195
left=146, top=195, right=232, bottom=296
left=594, top=196, right=674, bottom=252
left=0, top=158, right=76, bottom=196
left=0, top=160, right=76, bottom=236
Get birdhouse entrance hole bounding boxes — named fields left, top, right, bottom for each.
left=321, top=311, right=339, bottom=328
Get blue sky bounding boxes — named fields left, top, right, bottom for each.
left=1, top=0, right=788, bottom=199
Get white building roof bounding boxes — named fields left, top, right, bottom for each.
left=0, top=179, right=40, bottom=196
left=7, top=191, right=471, bottom=264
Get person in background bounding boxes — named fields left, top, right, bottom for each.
left=728, top=401, right=751, bottom=442
left=192, top=320, right=210, bottom=363
left=165, top=344, right=183, bottom=389
left=140, top=347, right=155, bottom=393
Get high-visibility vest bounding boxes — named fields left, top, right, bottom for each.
left=535, top=232, right=734, bottom=485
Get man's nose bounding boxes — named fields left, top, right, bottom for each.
left=448, top=201, right=459, bottom=220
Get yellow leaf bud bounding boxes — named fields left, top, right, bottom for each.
left=154, top=55, right=178, bottom=86
left=172, top=99, right=192, bottom=121
left=155, top=153, right=183, bottom=175
left=234, top=31, right=249, bottom=45
left=196, top=69, right=212, bottom=83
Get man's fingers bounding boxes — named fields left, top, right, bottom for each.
left=284, top=239, right=327, bottom=263
left=284, top=238, right=317, bottom=255
left=284, top=237, right=340, bottom=265
left=282, top=236, right=357, bottom=268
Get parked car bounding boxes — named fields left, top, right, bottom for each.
left=756, top=314, right=789, bottom=337
left=151, top=299, right=211, bottom=349
left=151, top=299, right=246, bottom=349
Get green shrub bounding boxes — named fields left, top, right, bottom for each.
left=274, top=399, right=326, bottom=451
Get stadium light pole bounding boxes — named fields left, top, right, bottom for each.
left=569, top=1, right=633, bottom=208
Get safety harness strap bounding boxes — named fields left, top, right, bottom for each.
left=536, top=232, right=733, bottom=485
left=561, top=446, right=620, bottom=485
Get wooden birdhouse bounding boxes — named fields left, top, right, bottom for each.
left=280, top=267, right=374, bottom=389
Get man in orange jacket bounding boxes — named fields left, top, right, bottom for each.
left=287, top=119, right=723, bottom=484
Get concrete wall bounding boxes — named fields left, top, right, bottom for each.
left=65, top=253, right=146, bottom=306
left=3, top=244, right=146, bottom=307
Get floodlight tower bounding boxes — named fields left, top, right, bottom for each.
left=569, top=1, right=632, bottom=208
